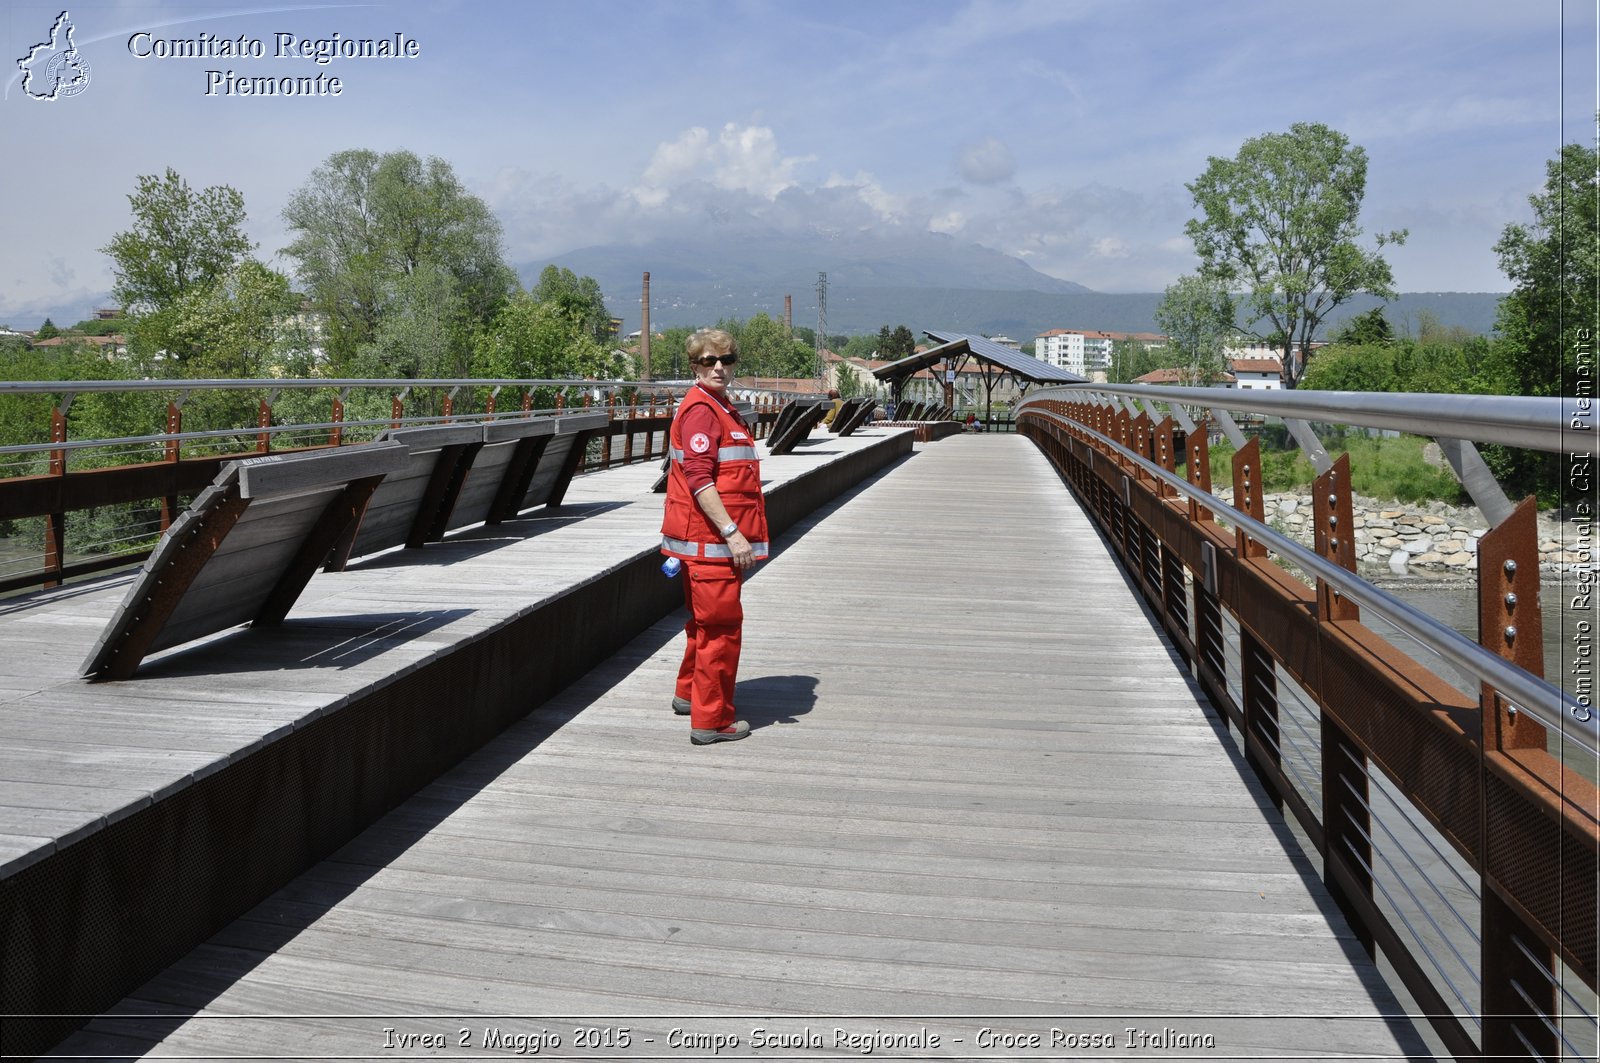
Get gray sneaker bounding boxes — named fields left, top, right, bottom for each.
left=672, top=696, right=692, bottom=715
left=691, top=721, right=750, bottom=745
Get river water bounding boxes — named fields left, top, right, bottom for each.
left=1366, top=571, right=1594, bottom=703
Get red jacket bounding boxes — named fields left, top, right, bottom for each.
left=661, top=386, right=770, bottom=562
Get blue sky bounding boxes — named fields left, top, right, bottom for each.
left=2, top=0, right=1595, bottom=328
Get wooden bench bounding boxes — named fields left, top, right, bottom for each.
left=834, top=398, right=877, bottom=436
left=81, top=443, right=407, bottom=680
left=765, top=400, right=827, bottom=455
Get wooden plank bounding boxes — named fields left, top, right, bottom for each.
left=13, top=434, right=1428, bottom=1060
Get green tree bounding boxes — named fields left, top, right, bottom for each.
left=530, top=265, right=612, bottom=344
left=1153, top=274, right=1234, bottom=385
left=1184, top=122, right=1406, bottom=388
left=282, top=148, right=516, bottom=372
left=474, top=290, right=625, bottom=385
left=1470, top=132, right=1598, bottom=501
left=840, top=334, right=879, bottom=360
left=1106, top=338, right=1164, bottom=384
left=1331, top=306, right=1394, bottom=346
left=164, top=260, right=304, bottom=379
left=648, top=325, right=697, bottom=380
left=729, top=312, right=814, bottom=378
left=102, top=168, right=253, bottom=316
left=35, top=318, right=59, bottom=340
left=888, top=325, right=916, bottom=358
left=1486, top=136, right=1598, bottom=398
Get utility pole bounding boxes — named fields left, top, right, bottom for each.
left=815, top=271, right=827, bottom=387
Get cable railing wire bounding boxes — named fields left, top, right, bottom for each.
left=1508, top=976, right=1593, bottom=1063
left=1340, top=831, right=1484, bottom=1028
left=1338, top=770, right=1482, bottom=950
left=1344, top=743, right=1483, bottom=904
left=1511, top=933, right=1600, bottom=1043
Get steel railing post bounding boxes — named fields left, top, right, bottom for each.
left=161, top=401, right=182, bottom=531
left=44, top=404, right=68, bottom=588
left=1477, top=497, right=1559, bottom=1061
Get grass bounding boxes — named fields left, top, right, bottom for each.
left=1200, top=431, right=1467, bottom=505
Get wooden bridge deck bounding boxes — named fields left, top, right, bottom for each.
left=36, top=433, right=1427, bottom=1059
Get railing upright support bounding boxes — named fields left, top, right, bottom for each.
left=161, top=401, right=182, bottom=532
left=623, top=394, right=637, bottom=465
left=1312, top=453, right=1373, bottom=951
left=602, top=394, right=616, bottom=468
left=1186, top=418, right=1214, bottom=524
left=1230, top=437, right=1268, bottom=560
left=1476, top=497, right=1559, bottom=1062
left=329, top=394, right=345, bottom=448
left=44, top=404, right=68, bottom=588
left=256, top=397, right=272, bottom=454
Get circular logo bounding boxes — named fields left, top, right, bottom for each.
left=689, top=432, right=711, bottom=454
left=45, top=50, right=91, bottom=98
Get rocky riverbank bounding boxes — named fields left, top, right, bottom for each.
left=1210, top=489, right=1582, bottom=577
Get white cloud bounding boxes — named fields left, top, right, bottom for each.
left=929, top=211, right=967, bottom=234
left=633, top=123, right=813, bottom=207
left=1090, top=237, right=1129, bottom=259
left=823, top=171, right=905, bottom=221
left=957, top=137, right=1016, bottom=184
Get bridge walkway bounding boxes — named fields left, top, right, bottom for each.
left=50, top=434, right=1428, bottom=1059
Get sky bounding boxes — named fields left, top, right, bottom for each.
left=2, top=0, right=1596, bottom=329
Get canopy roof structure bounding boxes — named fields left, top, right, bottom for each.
left=893, top=331, right=1086, bottom=385
left=870, top=331, right=1086, bottom=419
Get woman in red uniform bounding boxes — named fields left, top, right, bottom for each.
left=661, top=329, right=770, bottom=745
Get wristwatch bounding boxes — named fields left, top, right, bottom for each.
left=720, top=521, right=739, bottom=539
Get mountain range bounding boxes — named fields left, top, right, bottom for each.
left=522, top=231, right=1506, bottom=344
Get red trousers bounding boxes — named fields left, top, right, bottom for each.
left=674, top=560, right=744, bottom=730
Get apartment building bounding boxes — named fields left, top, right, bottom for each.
left=1036, top=328, right=1165, bottom=376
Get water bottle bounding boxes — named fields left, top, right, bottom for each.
left=661, top=556, right=682, bottom=578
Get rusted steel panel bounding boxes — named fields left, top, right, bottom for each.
left=1230, top=437, right=1269, bottom=559
left=1477, top=497, right=1546, bottom=750
left=1317, top=619, right=1481, bottom=860
left=1484, top=764, right=1600, bottom=986
left=1313, top=455, right=1360, bottom=623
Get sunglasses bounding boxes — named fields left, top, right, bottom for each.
left=694, top=354, right=739, bottom=367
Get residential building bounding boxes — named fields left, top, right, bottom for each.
left=1036, top=328, right=1166, bottom=377
left=1132, top=366, right=1235, bottom=388
left=1230, top=357, right=1283, bottom=390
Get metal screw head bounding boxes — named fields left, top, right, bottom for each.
left=1329, top=514, right=1339, bottom=527
left=1332, top=537, right=1340, bottom=549
left=1244, top=464, right=1252, bottom=474
left=1328, top=494, right=1337, bottom=507
left=1505, top=625, right=1517, bottom=642
left=1504, top=559, right=1517, bottom=575
left=1505, top=592, right=1518, bottom=609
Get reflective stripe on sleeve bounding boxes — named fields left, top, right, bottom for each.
left=661, top=535, right=770, bottom=559
left=668, top=445, right=758, bottom=464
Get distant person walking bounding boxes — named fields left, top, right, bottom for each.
left=661, top=329, right=770, bottom=745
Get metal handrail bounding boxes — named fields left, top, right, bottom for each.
left=1018, top=403, right=1598, bottom=755
left=1027, top=383, right=1576, bottom=455
left=0, top=407, right=677, bottom=460
left=0, top=376, right=825, bottom=400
